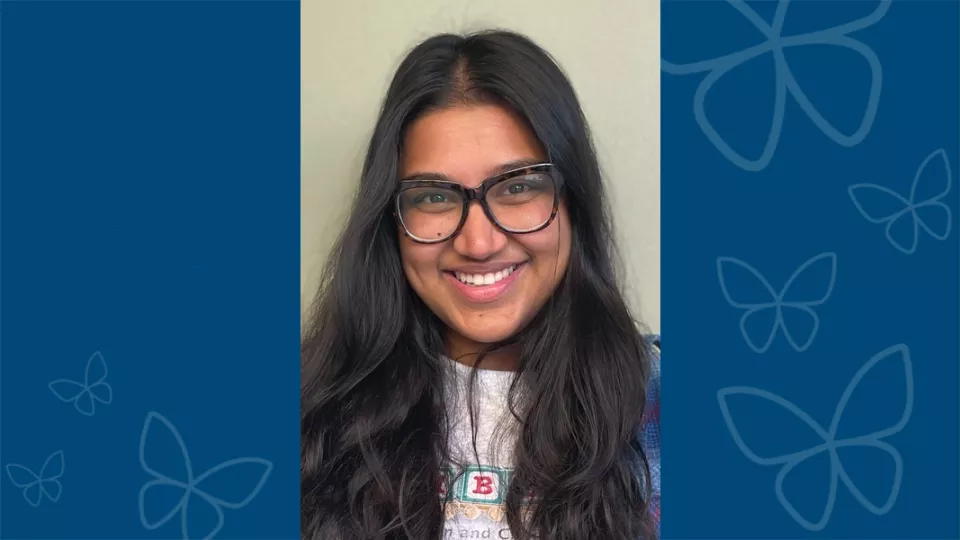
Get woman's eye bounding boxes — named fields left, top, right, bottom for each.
left=500, top=181, right=535, bottom=197
left=418, top=193, right=447, bottom=204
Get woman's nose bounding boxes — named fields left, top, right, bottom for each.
left=452, top=202, right=508, bottom=260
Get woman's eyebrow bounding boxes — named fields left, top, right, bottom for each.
left=400, top=158, right=545, bottom=183
left=488, top=158, right=544, bottom=176
left=399, top=171, right=452, bottom=182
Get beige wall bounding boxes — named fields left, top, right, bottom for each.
left=301, top=0, right=660, bottom=332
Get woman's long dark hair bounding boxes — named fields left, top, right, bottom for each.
left=301, top=29, right=655, bottom=540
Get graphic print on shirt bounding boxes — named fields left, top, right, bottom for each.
left=440, top=464, right=535, bottom=537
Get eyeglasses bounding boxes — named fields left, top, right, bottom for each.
left=394, top=163, right=563, bottom=244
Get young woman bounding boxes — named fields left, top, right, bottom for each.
left=301, top=29, right=661, bottom=540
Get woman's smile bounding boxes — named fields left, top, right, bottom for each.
left=444, top=261, right=527, bottom=304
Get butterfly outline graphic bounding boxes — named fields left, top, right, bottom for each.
left=5, top=450, right=65, bottom=507
left=848, top=148, right=953, bottom=255
left=138, top=411, right=273, bottom=540
left=48, top=350, right=113, bottom=416
left=662, top=0, right=892, bottom=172
left=717, top=343, right=912, bottom=531
left=717, top=252, right=837, bottom=353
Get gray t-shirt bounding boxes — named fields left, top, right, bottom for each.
left=440, top=357, right=523, bottom=539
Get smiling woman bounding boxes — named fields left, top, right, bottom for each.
left=301, top=30, right=660, bottom=540
left=397, top=105, right=571, bottom=357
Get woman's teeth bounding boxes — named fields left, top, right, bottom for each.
left=454, top=265, right=518, bottom=286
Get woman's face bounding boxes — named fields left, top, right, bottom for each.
left=398, top=104, right=572, bottom=350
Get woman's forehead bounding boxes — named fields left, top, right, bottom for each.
left=400, top=104, right=545, bottom=187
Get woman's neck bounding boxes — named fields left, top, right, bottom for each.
left=445, top=331, right=520, bottom=372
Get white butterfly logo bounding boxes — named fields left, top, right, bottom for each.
left=138, top=411, right=273, bottom=540
left=717, top=343, right=912, bottom=531
left=717, top=252, right=837, bottom=353
left=849, top=148, right=953, bottom=255
left=5, top=450, right=65, bottom=507
left=48, top=351, right=113, bottom=416
left=661, top=0, right=891, bottom=171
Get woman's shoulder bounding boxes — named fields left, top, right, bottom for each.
left=646, top=333, right=660, bottom=393
left=643, top=334, right=660, bottom=384
left=640, top=333, right=660, bottom=532
left=643, top=333, right=660, bottom=354
left=640, top=332, right=660, bottom=452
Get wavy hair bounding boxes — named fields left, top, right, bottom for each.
left=301, top=29, right=656, bottom=540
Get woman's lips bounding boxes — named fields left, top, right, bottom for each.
left=444, top=263, right=526, bottom=304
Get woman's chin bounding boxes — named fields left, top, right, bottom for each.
left=450, top=322, right=523, bottom=348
